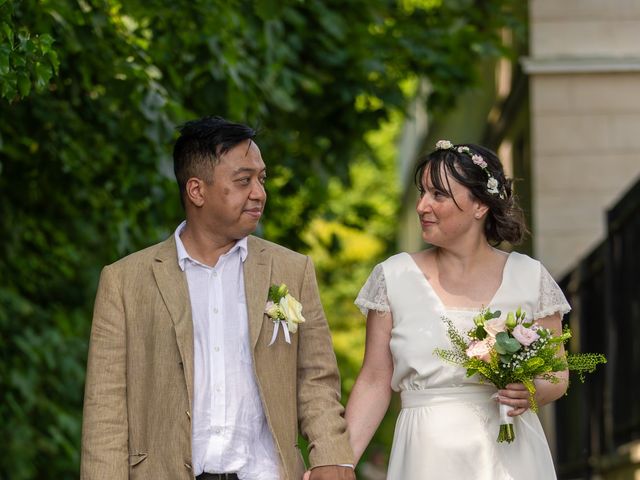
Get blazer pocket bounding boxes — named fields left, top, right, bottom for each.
left=128, top=452, right=148, bottom=467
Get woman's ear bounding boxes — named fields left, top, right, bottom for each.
left=474, top=201, right=490, bottom=220
left=185, top=177, right=206, bottom=207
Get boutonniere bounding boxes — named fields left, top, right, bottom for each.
left=265, top=283, right=306, bottom=345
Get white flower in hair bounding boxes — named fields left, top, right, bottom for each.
left=435, top=140, right=453, bottom=150
left=487, top=177, right=500, bottom=194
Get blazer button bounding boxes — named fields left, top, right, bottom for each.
left=184, top=462, right=192, bottom=470
left=185, top=410, right=191, bottom=421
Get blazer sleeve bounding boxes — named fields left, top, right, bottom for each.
left=296, top=257, right=355, bottom=467
left=80, top=265, right=129, bottom=479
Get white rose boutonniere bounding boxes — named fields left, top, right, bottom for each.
left=265, top=283, right=306, bottom=345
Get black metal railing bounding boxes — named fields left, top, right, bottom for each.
left=555, top=176, right=640, bottom=479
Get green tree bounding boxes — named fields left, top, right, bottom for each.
left=0, top=1, right=524, bottom=477
left=0, top=0, right=59, bottom=99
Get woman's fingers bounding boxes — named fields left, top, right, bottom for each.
left=498, top=383, right=531, bottom=415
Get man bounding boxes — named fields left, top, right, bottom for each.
left=81, top=116, right=355, bottom=480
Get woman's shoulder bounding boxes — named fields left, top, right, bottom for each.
left=379, top=251, right=410, bottom=267
left=381, top=248, right=436, bottom=267
left=506, top=250, right=542, bottom=271
left=500, top=250, right=545, bottom=296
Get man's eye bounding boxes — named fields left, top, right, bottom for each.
left=259, top=176, right=267, bottom=185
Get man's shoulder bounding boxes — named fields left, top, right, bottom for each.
left=106, top=236, right=175, bottom=273
left=248, top=235, right=307, bottom=263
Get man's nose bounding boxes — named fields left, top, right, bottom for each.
left=250, top=180, right=266, bottom=200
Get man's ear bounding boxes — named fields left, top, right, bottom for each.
left=185, top=177, right=206, bottom=207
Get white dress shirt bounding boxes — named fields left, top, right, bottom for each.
left=174, top=222, right=279, bottom=480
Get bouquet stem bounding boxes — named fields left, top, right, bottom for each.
left=497, top=402, right=515, bottom=443
left=497, top=423, right=515, bottom=443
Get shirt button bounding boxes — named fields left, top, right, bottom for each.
left=214, top=346, right=220, bottom=352
left=215, top=386, right=222, bottom=393
left=215, top=428, right=222, bottom=434
left=213, top=308, right=219, bottom=314
left=212, top=271, right=217, bottom=277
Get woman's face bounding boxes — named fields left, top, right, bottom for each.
left=416, top=163, right=486, bottom=247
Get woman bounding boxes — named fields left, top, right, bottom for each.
left=345, top=141, right=570, bottom=479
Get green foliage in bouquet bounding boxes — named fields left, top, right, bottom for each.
left=435, top=307, right=607, bottom=412
left=435, top=307, right=606, bottom=443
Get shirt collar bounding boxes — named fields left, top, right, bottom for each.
left=174, top=220, right=248, bottom=271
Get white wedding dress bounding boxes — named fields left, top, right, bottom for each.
left=355, top=251, right=571, bottom=480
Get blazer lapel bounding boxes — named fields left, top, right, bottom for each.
left=152, top=236, right=194, bottom=407
left=244, top=236, right=272, bottom=350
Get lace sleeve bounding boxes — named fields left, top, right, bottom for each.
left=534, top=265, right=571, bottom=320
left=354, top=264, right=390, bottom=316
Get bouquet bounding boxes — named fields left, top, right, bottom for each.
left=434, top=307, right=606, bottom=443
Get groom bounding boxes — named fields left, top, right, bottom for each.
left=81, top=116, right=355, bottom=479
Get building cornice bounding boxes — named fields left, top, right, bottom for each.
left=521, top=56, right=640, bottom=74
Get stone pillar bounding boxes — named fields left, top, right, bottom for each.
left=523, top=0, right=640, bottom=278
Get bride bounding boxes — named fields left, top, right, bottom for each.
left=345, top=141, right=570, bottom=479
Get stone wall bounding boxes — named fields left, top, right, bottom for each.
left=525, top=0, right=640, bottom=277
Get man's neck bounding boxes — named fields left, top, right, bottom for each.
left=180, top=223, right=238, bottom=267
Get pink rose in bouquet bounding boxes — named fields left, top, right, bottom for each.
left=466, top=338, right=494, bottom=362
left=511, top=324, right=539, bottom=347
left=484, top=317, right=507, bottom=337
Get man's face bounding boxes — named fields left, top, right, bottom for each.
left=199, top=140, right=267, bottom=241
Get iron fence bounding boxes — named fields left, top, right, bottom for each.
left=555, top=177, right=640, bottom=478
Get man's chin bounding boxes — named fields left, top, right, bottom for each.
left=236, top=222, right=260, bottom=239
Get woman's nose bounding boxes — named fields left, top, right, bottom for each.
left=416, top=194, right=432, bottom=213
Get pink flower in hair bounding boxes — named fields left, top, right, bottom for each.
left=472, top=154, right=487, bottom=169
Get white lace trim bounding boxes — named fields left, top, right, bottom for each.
left=354, top=264, right=390, bottom=315
left=534, top=265, right=571, bottom=320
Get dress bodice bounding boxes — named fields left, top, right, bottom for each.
left=356, top=251, right=570, bottom=392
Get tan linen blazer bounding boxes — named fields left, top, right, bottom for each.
left=81, top=235, right=354, bottom=479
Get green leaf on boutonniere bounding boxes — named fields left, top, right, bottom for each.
left=268, top=283, right=289, bottom=302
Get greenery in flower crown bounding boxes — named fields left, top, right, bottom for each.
left=435, top=307, right=607, bottom=413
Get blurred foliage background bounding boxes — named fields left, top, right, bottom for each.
left=0, top=0, right=523, bottom=478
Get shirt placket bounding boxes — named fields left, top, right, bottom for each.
left=207, top=259, right=227, bottom=467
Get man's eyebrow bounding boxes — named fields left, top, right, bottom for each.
left=232, top=166, right=266, bottom=175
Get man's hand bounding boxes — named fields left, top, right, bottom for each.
left=307, top=465, right=356, bottom=480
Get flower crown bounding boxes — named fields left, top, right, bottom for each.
left=435, top=140, right=504, bottom=199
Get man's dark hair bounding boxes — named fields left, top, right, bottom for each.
left=173, top=116, right=257, bottom=207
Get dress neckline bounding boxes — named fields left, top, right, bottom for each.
left=402, top=251, right=513, bottom=312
